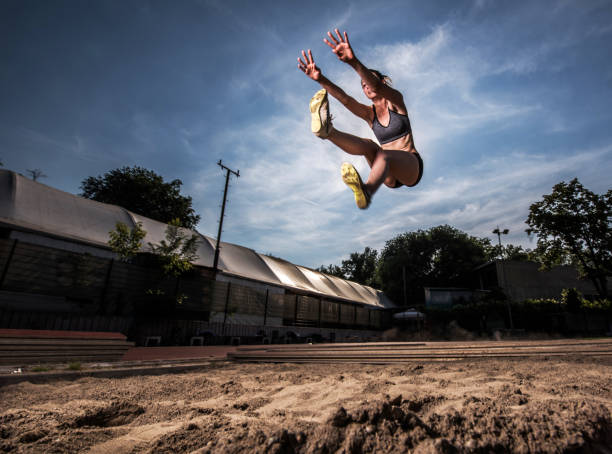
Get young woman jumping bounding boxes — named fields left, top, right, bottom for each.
left=298, top=29, right=423, bottom=209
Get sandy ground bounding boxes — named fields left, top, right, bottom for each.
left=1, top=354, right=612, bottom=453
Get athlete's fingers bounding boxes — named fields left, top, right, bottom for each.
left=344, top=31, right=350, bottom=46
left=301, top=50, right=309, bottom=64
left=308, top=49, right=315, bottom=64
left=323, top=38, right=336, bottom=50
left=335, top=28, right=343, bottom=42
left=327, top=31, right=339, bottom=45
left=297, top=57, right=306, bottom=69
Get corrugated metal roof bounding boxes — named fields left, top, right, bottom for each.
left=0, top=169, right=395, bottom=308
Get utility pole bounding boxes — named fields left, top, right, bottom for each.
left=493, top=226, right=513, bottom=329
left=213, top=160, right=239, bottom=276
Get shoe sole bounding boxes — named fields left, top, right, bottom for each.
left=310, top=89, right=327, bottom=136
left=341, top=163, right=369, bottom=209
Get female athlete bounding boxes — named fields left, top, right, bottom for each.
left=298, top=29, right=423, bottom=209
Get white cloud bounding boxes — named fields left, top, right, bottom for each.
left=190, top=15, right=612, bottom=268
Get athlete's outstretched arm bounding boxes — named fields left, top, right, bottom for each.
left=324, top=29, right=405, bottom=110
left=298, top=49, right=371, bottom=123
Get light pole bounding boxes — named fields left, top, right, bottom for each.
left=492, top=226, right=513, bottom=329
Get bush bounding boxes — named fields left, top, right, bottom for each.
left=581, top=298, right=612, bottom=311
left=561, top=288, right=582, bottom=312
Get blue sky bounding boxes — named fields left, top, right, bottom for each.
left=1, top=0, right=611, bottom=269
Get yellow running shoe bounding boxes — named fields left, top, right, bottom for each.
left=341, top=162, right=371, bottom=209
left=309, top=88, right=332, bottom=138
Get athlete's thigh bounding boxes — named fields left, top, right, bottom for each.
left=360, top=139, right=379, bottom=168
left=387, top=150, right=420, bottom=186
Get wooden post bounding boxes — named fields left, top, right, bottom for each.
left=100, top=258, right=114, bottom=309
left=263, top=289, right=269, bottom=326
left=222, top=282, right=231, bottom=335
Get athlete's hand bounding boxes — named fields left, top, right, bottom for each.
left=324, top=29, right=355, bottom=63
left=297, top=49, right=321, bottom=81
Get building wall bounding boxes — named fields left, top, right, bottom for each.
left=495, top=261, right=600, bottom=301
left=0, top=236, right=389, bottom=341
left=424, top=288, right=476, bottom=309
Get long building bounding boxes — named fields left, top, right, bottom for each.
left=0, top=170, right=396, bottom=344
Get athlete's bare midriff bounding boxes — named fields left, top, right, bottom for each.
left=380, top=133, right=416, bottom=154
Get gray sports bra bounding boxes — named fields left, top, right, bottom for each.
left=371, top=105, right=412, bottom=145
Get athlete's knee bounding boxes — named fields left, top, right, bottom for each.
left=365, top=139, right=381, bottom=161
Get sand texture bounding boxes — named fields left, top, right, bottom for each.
left=1, top=353, right=611, bottom=453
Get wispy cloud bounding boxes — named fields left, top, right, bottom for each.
left=200, top=13, right=612, bottom=268
left=3, top=1, right=611, bottom=271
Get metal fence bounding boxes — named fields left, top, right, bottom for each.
left=0, top=238, right=389, bottom=343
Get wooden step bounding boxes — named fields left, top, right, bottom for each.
left=0, top=329, right=133, bottom=365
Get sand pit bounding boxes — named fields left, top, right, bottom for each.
left=1, top=344, right=611, bottom=453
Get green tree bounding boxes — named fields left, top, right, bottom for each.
left=317, top=247, right=379, bottom=286
left=107, top=219, right=199, bottom=306
left=317, top=263, right=346, bottom=279
left=487, top=243, right=531, bottom=261
left=526, top=178, right=611, bottom=298
left=26, top=169, right=47, bottom=181
left=377, top=225, right=491, bottom=304
left=561, top=288, right=582, bottom=313
left=341, top=247, right=379, bottom=287
left=148, top=218, right=200, bottom=277
left=108, top=222, right=146, bottom=261
left=80, top=166, right=200, bottom=229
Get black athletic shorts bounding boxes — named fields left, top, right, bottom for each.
left=392, top=151, right=423, bottom=188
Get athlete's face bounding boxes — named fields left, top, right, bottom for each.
left=361, top=72, right=381, bottom=99
left=361, top=80, right=377, bottom=99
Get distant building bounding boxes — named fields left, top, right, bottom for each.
left=423, top=260, right=603, bottom=310
left=475, top=260, right=602, bottom=301
left=424, top=287, right=483, bottom=309
left=0, top=169, right=396, bottom=343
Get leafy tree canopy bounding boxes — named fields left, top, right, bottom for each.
left=489, top=243, right=531, bottom=261
left=108, top=221, right=146, bottom=261
left=342, top=247, right=379, bottom=287
left=317, top=247, right=379, bottom=287
left=377, top=225, right=492, bottom=305
left=148, top=218, right=200, bottom=277
left=80, top=166, right=200, bottom=229
left=526, top=178, right=611, bottom=297
left=317, top=263, right=346, bottom=279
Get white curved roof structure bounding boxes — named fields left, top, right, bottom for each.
left=0, top=170, right=394, bottom=308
